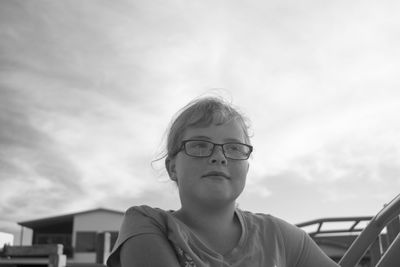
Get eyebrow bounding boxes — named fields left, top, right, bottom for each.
left=187, top=136, right=243, bottom=143
left=187, top=135, right=212, bottom=140
left=224, top=138, right=243, bottom=143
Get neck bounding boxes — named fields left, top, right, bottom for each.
left=174, top=201, right=242, bottom=255
left=175, top=201, right=237, bottom=233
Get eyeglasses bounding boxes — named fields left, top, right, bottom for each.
left=180, top=140, right=253, bottom=160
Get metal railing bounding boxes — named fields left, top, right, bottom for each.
left=339, top=194, right=400, bottom=267
left=297, top=216, right=373, bottom=237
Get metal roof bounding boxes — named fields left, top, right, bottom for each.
left=18, top=208, right=124, bottom=229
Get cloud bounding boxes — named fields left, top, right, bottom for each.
left=0, top=87, right=85, bottom=221
left=241, top=131, right=400, bottom=222
left=1, top=0, right=400, bottom=231
left=241, top=93, right=400, bottom=222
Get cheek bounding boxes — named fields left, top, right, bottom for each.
left=232, top=161, right=249, bottom=177
left=175, top=157, right=203, bottom=180
left=228, top=162, right=249, bottom=192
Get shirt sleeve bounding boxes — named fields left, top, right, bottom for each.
left=106, top=206, right=167, bottom=267
left=274, top=217, right=339, bottom=267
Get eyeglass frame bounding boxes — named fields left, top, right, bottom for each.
left=178, top=139, right=253, bottom=160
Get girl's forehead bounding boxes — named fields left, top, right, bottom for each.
left=182, top=120, right=246, bottom=143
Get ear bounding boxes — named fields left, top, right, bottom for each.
left=165, top=156, right=177, bottom=181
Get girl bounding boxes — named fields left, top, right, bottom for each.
left=107, top=96, right=339, bottom=267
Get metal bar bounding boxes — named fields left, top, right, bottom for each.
left=339, top=194, right=400, bottom=267
left=3, top=244, right=63, bottom=256
left=374, top=194, right=400, bottom=228
left=379, top=234, right=390, bottom=254
left=386, top=215, right=400, bottom=243
left=312, top=229, right=363, bottom=235
left=339, top=219, right=383, bottom=266
left=0, top=258, right=49, bottom=264
left=376, top=233, right=400, bottom=267
left=369, top=237, right=382, bottom=267
left=0, top=244, right=66, bottom=267
left=296, top=216, right=372, bottom=228
left=317, top=222, right=323, bottom=234
left=349, top=220, right=360, bottom=231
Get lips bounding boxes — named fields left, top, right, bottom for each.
left=202, top=171, right=230, bottom=179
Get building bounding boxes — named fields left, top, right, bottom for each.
left=18, top=208, right=124, bottom=263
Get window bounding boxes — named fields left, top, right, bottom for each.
left=35, top=233, right=73, bottom=257
left=75, top=232, right=96, bottom=252
left=109, top=231, right=118, bottom=248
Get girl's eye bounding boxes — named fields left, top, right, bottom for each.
left=193, top=143, right=205, bottom=148
left=226, top=144, right=240, bottom=151
left=189, top=141, right=210, bottom=149
left=197, top=143, right=208, bottom=148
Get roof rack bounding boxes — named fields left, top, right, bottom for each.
left=297, top=216, right=373, bottom=237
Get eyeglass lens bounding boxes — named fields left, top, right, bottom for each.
left=184, top=140, right=251, bottom=159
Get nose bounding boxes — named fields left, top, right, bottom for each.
left=208, top=145, right=227, bottom=165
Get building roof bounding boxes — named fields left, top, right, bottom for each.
left=18, top=208, right=124, bottom=229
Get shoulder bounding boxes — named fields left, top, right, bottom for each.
left=107, top=206, right=173, bottom=267
left=107, top=206, right=181, bottom=267
left=118, top=232, right=180, bottom=267
left=238, top=210, right=312, bottom=265
left=236, top=210, right=339, bottom=267
left=119, top=205, right=173, bottom=235
left=125, top=205, right=167, bottom=216
left=239, top=209, right=300, bottom=234
left=113, top=206, right=172, bottom=249
left=238, top=209, right=307, bottom=248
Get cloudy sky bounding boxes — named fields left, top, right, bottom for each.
left=1, top=0, right=400, bottom=242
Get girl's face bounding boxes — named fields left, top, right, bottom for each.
left=167, top=119, right=250, bottom=208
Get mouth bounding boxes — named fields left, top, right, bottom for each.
left=202, top=171, right=230, bottom=179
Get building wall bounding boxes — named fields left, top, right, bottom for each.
left=72, top=210, right=123, bottom=263
left=19, top=227, right=33, bottom=245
